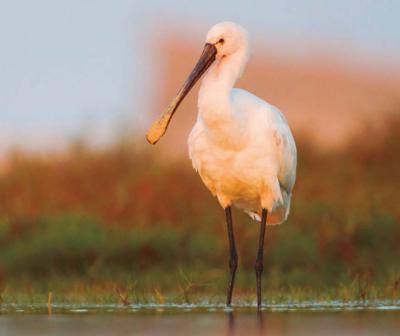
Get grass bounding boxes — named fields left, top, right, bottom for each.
left=0, top=114, right=399, bottom=305
left=0, top=212, right=399, bottom=306
left=1, top=274, right=400, bottom=307
left=1, top=212, right=399, bottom=286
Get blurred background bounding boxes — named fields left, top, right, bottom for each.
left=0, top=0, right=399, bottom=302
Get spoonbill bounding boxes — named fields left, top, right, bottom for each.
left=146, top=21, right=297, bottom=308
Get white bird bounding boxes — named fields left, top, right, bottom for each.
left=146, top=21, right=297, bottom=309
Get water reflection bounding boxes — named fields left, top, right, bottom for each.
left=226, top=310, right=265, bottom=336
left=1, top=309, right=400, bottom=335
left=227, top=311, right=235, bottom=335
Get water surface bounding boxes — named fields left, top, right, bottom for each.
left=1, top=303, right=399, bottom=335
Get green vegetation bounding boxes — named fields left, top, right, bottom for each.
left=0, top=115, right=399, bottom=305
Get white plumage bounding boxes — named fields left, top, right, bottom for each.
left=146, top=21, right=298, bottom=307
left=188, top=22, right=297, bottom=224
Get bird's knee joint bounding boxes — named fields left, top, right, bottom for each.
left=254, top=260, right=263, bottom=273
left=229, top=254, right=238, bottom=270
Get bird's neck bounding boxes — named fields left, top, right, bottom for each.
left=197, top=48, right=248, bottom=146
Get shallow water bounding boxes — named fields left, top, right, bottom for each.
left=1, top=303, right=400, bottom=335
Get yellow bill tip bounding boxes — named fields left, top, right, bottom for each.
left=145, top=115, right=170, bottom=145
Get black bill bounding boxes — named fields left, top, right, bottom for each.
left=146, top=43, right=217, bottom=144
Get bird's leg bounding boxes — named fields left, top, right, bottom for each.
left=225, top=206, right=238, bottom=306
left=254, top=209, right=268, bottom=309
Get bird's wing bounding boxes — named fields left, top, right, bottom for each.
left=232, top=88, right=297, bottom=194
left=269, top=105, right=297, bottom=195
left=261, top=103, right=297, bottom=224
left=276, top=109, right=297, bottom=194
left=231, top=88, right=297, bottom=224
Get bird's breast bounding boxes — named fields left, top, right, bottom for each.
left=188, top=125, right=269, bottom=206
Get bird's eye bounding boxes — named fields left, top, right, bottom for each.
left=218, top=38, right=225, bottom=44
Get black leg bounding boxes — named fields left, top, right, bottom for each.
left=225, top=206, right=238, bottom=306
left=254, top=209, right=268, bottom=309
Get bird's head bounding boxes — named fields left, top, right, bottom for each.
left=146, top=21, right=247, bottom=145
left=205, top=21, right=248, bottom=59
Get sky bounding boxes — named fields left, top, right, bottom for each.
left=1, top=0, right=400, bottom=152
